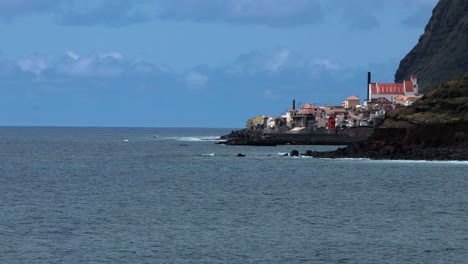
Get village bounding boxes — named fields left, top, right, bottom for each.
left=245, top=72, right=422, bottom=134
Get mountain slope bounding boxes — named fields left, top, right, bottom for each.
left=395, top=0, right=468, bottom=93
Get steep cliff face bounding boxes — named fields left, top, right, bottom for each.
left=395, top=0, right=468, bottom=93
left=312, top=1, right=468, bottom=160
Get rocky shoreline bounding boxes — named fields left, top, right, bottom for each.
left=310, top=78, right=468, bottom=161
left=309, top=144, right=468, bottom=161
left=219, top=125, right=468, bottom=161
left=221, top=77, right=468, bottom=161
left=310, top=123, right=468, bottom=161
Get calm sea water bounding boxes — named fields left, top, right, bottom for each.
left=0, top=127, right=467, bottom=263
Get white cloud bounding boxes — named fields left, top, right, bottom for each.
left=264, top=49, right=290, bottom=72
left=56, top=53, right=129, bottom=77
left=0, top=0, right=439, bottom=28
left=66, top=51, right=80, bottom=60
left=10, top=51, right=163, bottom=78
left=0, top=0, right=57, bottom=19
left=157, top=0, right=323, bottom=26
left=55, top=0, right=154, bottom=27
left=56, top=57, right=95, bottom=77
left=311, top=59, right=340, bottom=70
left=225, top=48, right=295, bottom=74
left=97, top=51, right=124, bottom=60
left=1, top=49, right=397, bottom=113
left=185, top=71, right=208, bottom=89
left=224, top=48, right=342, bottom=76
left=0, top=0, right=324, bottom=27
left=16, top=56, right=50, bottom=75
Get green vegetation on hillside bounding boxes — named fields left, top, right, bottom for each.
left=385, top=77, right=468, bottom=126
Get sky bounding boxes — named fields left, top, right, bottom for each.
left=0, top=0, right=438, bottom=128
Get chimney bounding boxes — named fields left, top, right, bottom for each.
left=367, top=72, right=371, bottom=101
left=292, top=99, right=296, bottom=110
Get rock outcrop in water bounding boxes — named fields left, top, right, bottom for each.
left=395, top=0, right=468, bottom=93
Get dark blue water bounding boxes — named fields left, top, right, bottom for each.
left=1, top=127, right=467, bottom=263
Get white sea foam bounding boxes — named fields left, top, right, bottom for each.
left=320, top=158, right=370, bottom=161
left=373, top=159, right=468, bottom=165
left=319, top=157, right=468, bottom=164
left=164, top=136, right=221, bottom=142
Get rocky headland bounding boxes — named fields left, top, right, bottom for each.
left=312, top=0, right=468, bottom=161
left=312, top=77, right=468, bottom=160
left=222, top=0, right=468, bottom=160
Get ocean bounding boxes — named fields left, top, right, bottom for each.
left=0, top=127, right=467, bottom=263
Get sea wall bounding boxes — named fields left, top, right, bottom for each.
left=221, top=127, right=374, bottom=146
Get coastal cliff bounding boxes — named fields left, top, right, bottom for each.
left=223, top=0, right=468, bottom=160
left=395, top=0, right=468, bottom=93
left=313, top=77, right=468, bottom=160
left=311, top=0, right=468, bottom=161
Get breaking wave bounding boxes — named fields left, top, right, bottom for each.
left=166, top=136, right=222, bottom=142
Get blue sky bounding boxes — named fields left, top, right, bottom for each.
left=0, top=0, right=437, bottom=127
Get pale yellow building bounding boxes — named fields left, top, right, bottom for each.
left=343, top=96, right=360, bottom=109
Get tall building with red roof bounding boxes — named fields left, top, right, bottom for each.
left=368, top=74, right=419, bottom=102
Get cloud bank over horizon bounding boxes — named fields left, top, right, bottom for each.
left=0, top=0, right=437, bottom=127
left=0, top=48, right=397, bottom=126
left=1, top=48, right=396, bottom=91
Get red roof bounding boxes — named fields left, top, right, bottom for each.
left=370, top=83, right=405, bottom=95
left=370, top=75, right=417, bottom=96
left=301, top=103, right=318, bottom=109
left=300, top=103, right=319, bottom=115
left=346, top=95, right=360, bottom=100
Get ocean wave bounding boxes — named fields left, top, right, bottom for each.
left=163, top=136, right=222, bottom=142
